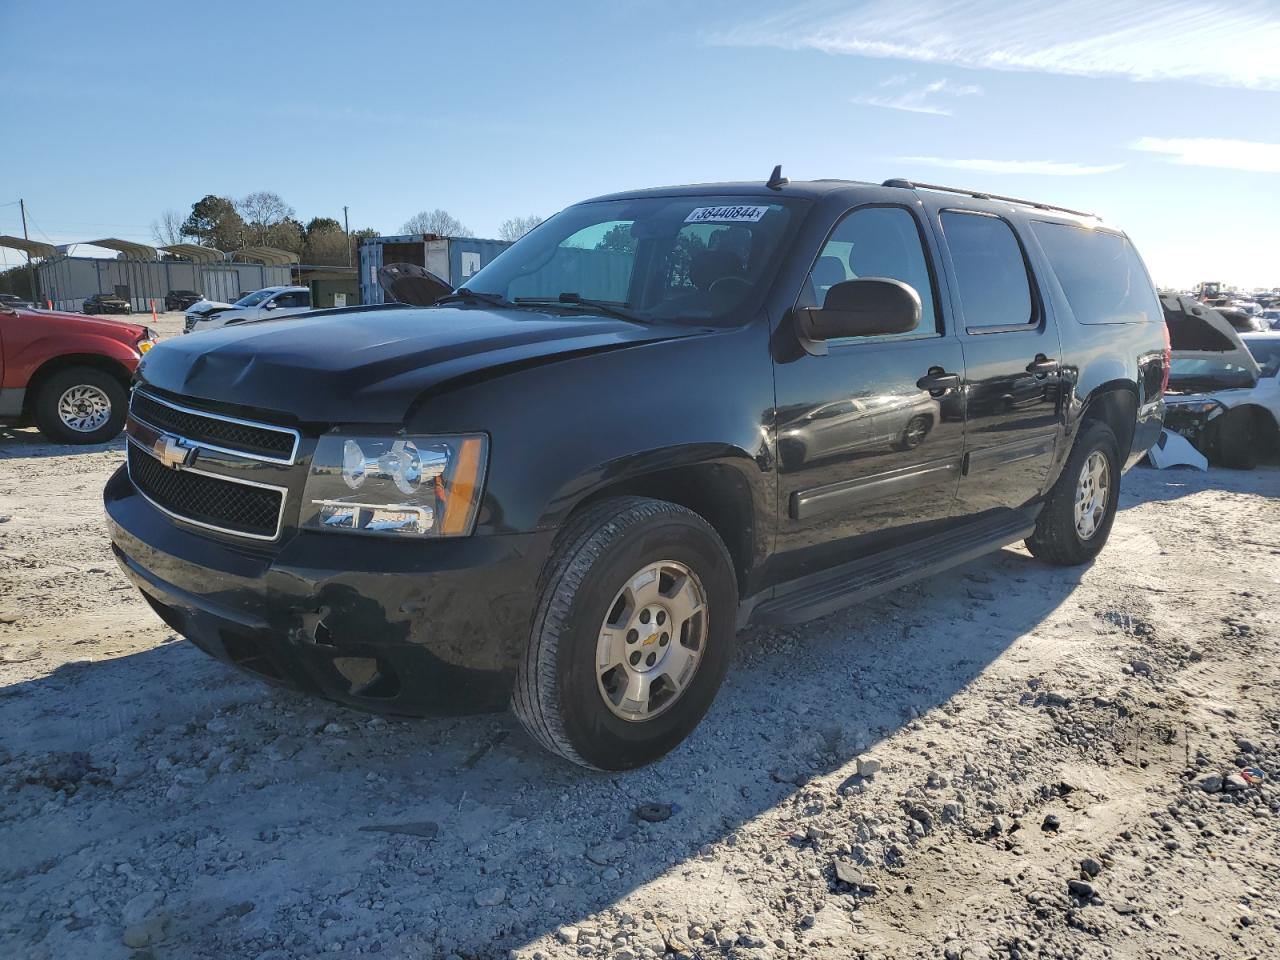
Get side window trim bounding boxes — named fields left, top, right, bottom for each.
left=938, top=208, right=1044, bottom=336
left=794, top=202, right=946, bottom=346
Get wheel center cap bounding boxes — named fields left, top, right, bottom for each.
left=628, top=604, right=671, bottom=673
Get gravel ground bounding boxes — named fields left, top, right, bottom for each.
left=1, top=398, right=1278, bottom=959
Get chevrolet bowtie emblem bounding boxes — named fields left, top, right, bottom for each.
left=153, top=433, right=197, bottom=470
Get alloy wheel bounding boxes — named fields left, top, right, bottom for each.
left=57, top=384, right=112, bottom=433
left=1074, top=450, right=1110, bottom=540
left=595, top=560, right=708, bottom=722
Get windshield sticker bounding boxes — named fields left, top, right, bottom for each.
left=684, top=205, right=770, bottom=224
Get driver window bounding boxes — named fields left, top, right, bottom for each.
left=803, top=206, right=939, bottom=337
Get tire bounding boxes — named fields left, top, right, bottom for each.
left=895, top=414, right=932, bottom=451
left=1210, top=408, right=1258, bottom=470
left=512, top=496, right=738, bottom=771
left=1025, top=420, right=1121, bottom=566
left=33, top=366, right=128, bottom=444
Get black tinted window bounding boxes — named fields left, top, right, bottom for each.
left=274, top=292, right=310, bottom=308
left=1032, top=221, right=1159, bottom=325
left=807, top=206, right=937, bottom=335
left=941, top=212, right=1034, bottom=328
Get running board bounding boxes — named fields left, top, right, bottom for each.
left=750, top=514, right=1036, bottom=627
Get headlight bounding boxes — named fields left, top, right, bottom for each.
left=301, top=434, right=487, bottom=537
left=1167, top=398, right=1225, bottom=417
left=137, top=327, right=157, bottom=353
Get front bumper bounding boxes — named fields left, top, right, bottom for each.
left=104, top=466, right=553, bottom=715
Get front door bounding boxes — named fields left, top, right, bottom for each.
left=772, top=204, right=967, bottom=583
left=930, top=208, right=1067, bottom=516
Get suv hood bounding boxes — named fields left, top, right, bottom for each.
left=139, top=305, right=697, bottom=422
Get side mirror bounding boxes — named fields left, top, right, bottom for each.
left=795, top=278, right=921, bottom=355
left=262, top=301, right=277, bottom=310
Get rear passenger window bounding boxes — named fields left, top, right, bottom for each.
left=1031, top=221, right=1160, bottom=325
left=805, top=206, right=938, bottom=336
left=940, top=212, right=1034, bottom=330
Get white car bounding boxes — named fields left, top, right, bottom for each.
left=1165, top=316, right=1280, bottom=469
left=184, top=286, right=312, bottom=334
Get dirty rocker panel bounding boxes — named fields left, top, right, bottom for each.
left=751, top=510, right=1036, bottom=626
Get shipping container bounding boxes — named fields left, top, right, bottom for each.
left=358, top=235, right=511, bottom=305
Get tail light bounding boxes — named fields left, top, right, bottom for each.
left=1159, top=320, right=1171, bottom=396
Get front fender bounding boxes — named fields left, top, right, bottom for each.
left=537, top=441, right=765, bottom=526
left=16, top=334, right=140, bottom=382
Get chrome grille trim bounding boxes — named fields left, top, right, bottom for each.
left=126, top=436, right=289, bottom=542
left=130, top=389, right=301, bottom=465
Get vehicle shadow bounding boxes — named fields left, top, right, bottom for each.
left=1119, top=461, right=1280, bottom=509
left=1, top=547, right=1085, bottom=959
left=0, top=427, right=124, bottom=460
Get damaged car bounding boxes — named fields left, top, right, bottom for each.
left=1162, top=295, right=1280, bottom=469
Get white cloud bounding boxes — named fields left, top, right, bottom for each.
left=1131, top=136, right=1280, bottom=173
left=852, top=77, right=982, bottom=116
left=900, top=156, right=1125, bottom=176
left=713, top=1, right=1280, bottom=91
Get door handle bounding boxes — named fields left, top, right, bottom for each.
left=1026, top=355, right=1059, bottom=375
left=916, top=369, right=960, bottom=395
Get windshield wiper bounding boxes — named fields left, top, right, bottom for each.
left=434, top=288, right=515, bottom=308
left=514, top=293, right=646, bottom=324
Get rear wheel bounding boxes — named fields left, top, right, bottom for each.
left=1210, top=408, right=1258, bottom=470
left=512, top=497, right=737, bottom=770
left=33, top=366, right=127, bottom=444
left=1025, top=421, right=1121, bottom=566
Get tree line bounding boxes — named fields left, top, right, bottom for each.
left=152, top=192, right=544, bottom=266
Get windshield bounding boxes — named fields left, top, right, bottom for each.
left=1244, top=338, right=1280, bottom=378
left=234, top=289, right=274, bottom=307
left=1169, top=357, right=1255, bottom=388
left=461, top=196, right=803, bottom=325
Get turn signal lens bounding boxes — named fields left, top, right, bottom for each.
left=440, top=437, right=486, bottom=536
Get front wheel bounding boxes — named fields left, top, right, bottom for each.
left=1210, top=408, right=1258, bottom=470
left=895, top=414, right=932, bottom=450
left=512, top=497, right=738, bottom=770
left=1025, top=421, right=1121, bottom=566
left=33, top=366, right=128, bottom=444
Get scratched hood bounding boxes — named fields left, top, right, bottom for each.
left=137, top=305, right=692, bottom=423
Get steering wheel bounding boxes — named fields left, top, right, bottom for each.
left=708, top=276, right=750, bottom=301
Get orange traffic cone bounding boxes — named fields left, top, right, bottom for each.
left=150, top=299, right=158, bottom=322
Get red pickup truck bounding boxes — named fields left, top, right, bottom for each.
left=0, top=304, right=155, bottom=443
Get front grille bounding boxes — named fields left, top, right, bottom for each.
left=128, top=442, right=284, bottom=539
left=131, top=391, right=297, bottom=461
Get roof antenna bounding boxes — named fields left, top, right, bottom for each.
left=766, top=164, right=789, bottom=190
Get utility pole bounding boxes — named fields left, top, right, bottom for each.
left=19, top=198, right=38, bottom=306
left=343, top=205, right=351, bottom=267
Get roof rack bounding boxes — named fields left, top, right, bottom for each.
left=882, top=178, right=1098, bottom=220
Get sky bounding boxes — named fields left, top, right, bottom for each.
left=1, top=0, right=1277, bottom=290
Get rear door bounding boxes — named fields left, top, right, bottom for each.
left=927, top=206, right=1066, bottom=517
left=772, top=203, right=966, bottom=581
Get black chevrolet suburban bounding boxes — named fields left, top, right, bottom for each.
left=105, top=174, right=1167, bottom=770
